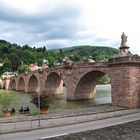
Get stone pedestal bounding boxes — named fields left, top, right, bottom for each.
left=119, top=46, right=129, bottom=56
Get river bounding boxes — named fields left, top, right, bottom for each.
left=0, top=84, right=111, bottom=114
left=51, top=84, right=111, bottom=109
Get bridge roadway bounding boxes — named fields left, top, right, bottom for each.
left=1, top=112, right=140, bottom=140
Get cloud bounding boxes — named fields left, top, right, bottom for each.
left=0, top=0, right=140, bottom=54
left=0, top=0, right=86, bottom=47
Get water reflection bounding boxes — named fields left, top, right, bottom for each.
left=51, top=84, right=111, bottom=109
left=0, top=84, right=111, bottom=110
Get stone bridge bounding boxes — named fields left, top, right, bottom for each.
left=5, top=56, right=140, bottom=109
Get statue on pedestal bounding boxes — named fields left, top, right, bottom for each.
left=119, top=32, right=130, bottom=56
left=121, top=32, right=127, bottom=47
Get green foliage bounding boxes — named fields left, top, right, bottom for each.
left=17, top=64, right=30, bottom=74
left=0, top=58, right=12, bottom=75
left=31, top=93, right=54, bottom=109
left=69, top=54, right=80, bottom=62
left=3, top=58, right=12, bottom=69
left=0, top=39, right=119, bottom=75
left=98, top=75, right=111, bottom=84
left=0, top=93, right=15, bottom=111
left=8, top=53, right=21, bottom=71
left=59, top=45, right=119, bottom=61
left=21, top=50, right=36, bottom=64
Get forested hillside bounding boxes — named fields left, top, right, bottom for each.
left=55, top=45, right=119, bottom=61
left=0, top=39, right=119, bottom=75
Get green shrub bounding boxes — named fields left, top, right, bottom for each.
left=31, top=93, right=54, bottom=109
left=0, top=93, right=15, bottom=111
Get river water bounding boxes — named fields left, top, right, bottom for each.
left=51, top=84, right=111, bottom=109
left=0, top=84, right=111, bottom=112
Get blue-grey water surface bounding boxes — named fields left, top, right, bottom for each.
left=0, top=84, right=111, bottom=111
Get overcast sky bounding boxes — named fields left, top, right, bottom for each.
left=0, top=0, right=140, bottom=54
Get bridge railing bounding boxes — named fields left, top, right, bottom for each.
left=75, top=62, right=108, bottom=67
left=109, top=56, right=140, bottom=65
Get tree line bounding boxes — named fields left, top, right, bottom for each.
left=0, top=40, right=119, bottom=75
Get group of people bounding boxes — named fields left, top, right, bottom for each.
left=11, top=106, right=30, bottom=114
left=19, top=106, right=30, bottom=114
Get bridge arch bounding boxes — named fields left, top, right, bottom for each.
left=73, top=70, right=111, bottom=100
left=9, top=79, right=16, bottom=90
left=18, top=77, right=25, bottom=91
left=44, top=72, right=64, bottom=94
left=28, top=74, right=39, bottom=92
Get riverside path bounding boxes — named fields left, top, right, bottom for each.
left=0, top=112, right=140, bottom=140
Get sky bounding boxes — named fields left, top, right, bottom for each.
left=0, top=0, right=140, bottom=54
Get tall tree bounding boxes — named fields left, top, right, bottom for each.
left=8, top=53, right=21, bottom=71
left=43, top=46, right=46, bottom=53
left=0, top=58, right=12, bottom=74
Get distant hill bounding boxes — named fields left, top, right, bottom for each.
left=0, top=39, right=119, bottom=74
left=54, top=45, right=119, bottom=61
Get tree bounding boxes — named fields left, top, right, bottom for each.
left=98, top=74, right=111, bottom=84
left=17, top=64, right=30, bottom=74
left=1, top=58, right=12, bottom=73
left=8, top=53, right=21, bottom=71
left=59, top=49, right=64, bottom=57
left=0, top=39, right=119, bottom=74
left=21, top=50, right=35, bottom=64
left=2, top=47, right=9, bottom=53
left=47, top=56, right=55, bottom=67
left=22, top=45, right=30, bottom=50
left=36, top=47, right=43, bottom=52
left=43, top=46, right=46, bottom=53
left=69, top=54, right=80, bottom=62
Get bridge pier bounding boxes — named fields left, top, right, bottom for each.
left=67, top=89, right=96, bottom=100
left=4, top=78, right=11, bottom=90
left=110, top=57, right=140, bottom=108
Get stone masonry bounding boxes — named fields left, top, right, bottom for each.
left=5, top=55, right=140, bottom=109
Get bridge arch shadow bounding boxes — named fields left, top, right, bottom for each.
left=43, top=72, right=65, bottom=95
left=28, top=75, right=38, bottom=93
left=18, top=77, right=25, bottom=91
left=9, top=79, right=16, bottom=90
left=73, top=70, right=111, bottom=103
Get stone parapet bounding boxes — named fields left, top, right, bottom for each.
left=108, top=56, right=140, bottom=66
left=76, top=62, right=108, bottom=67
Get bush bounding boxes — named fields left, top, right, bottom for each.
left=31, top=93, right=54, bottom=109
left=0, top=93, right=15, bottom=112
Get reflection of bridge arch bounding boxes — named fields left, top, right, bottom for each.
left=73, top=70, right=111, bottom=100
left=9, top=79, right=16, bottom=90
left=28, top=75, right=38, bottom=92
left=44, top=72, right=64, bottom=94
left=18, top=77, right=25, bottom=91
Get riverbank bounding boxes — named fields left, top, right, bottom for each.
left=0, top=104, right=122, bottom=123
left=0, top=105, right=140, bottom=134
left=46, top=120, right=140, bottom=140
